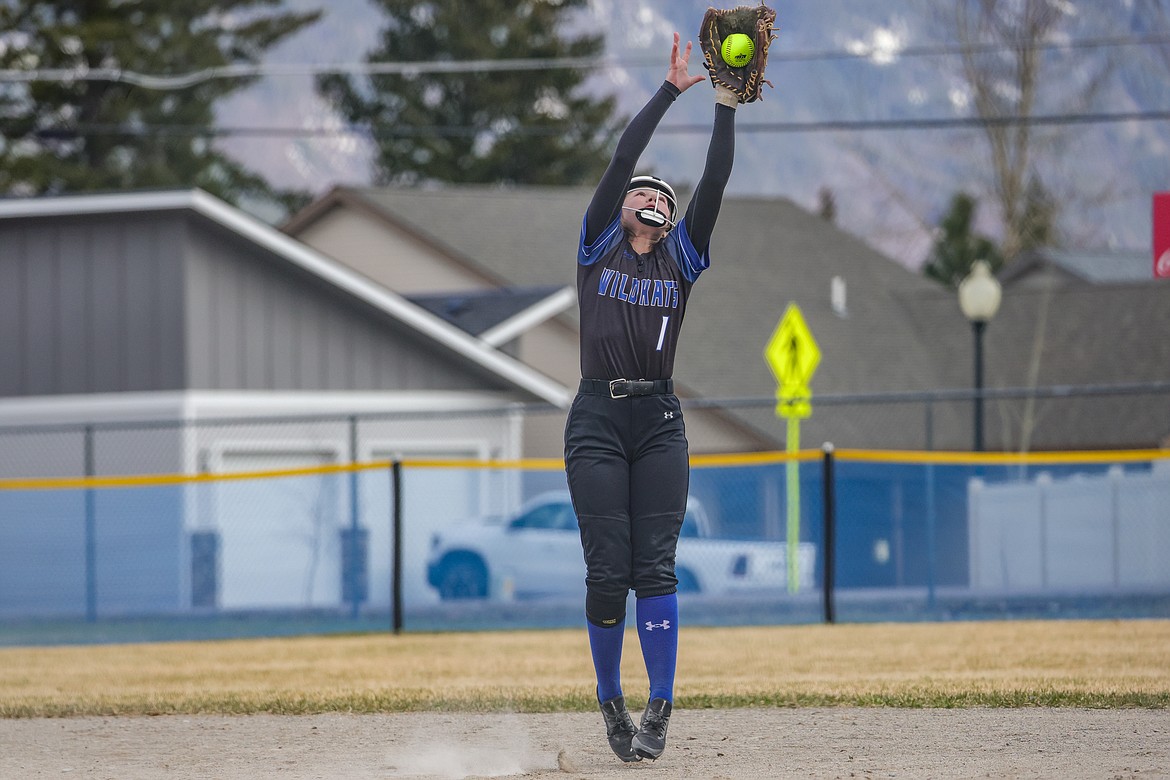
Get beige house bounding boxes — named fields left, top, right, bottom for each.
left=283, top=186, right=1170, bottom=454
left=282, top=186, right=777, bottom=456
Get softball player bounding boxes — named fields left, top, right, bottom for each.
left=564, top=32, right=737, bottom=762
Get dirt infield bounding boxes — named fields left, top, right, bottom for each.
left=3, top=708, right=1167, bottom=779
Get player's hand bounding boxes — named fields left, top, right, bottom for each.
left=666, top=32, right=705, bottom=94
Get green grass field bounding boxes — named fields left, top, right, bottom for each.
left=1, top=620, right=1167, bottom=718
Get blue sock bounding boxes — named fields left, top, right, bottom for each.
left=636, top=593, right=679, bottom=703
left=587, top=619, right=625, bottom=703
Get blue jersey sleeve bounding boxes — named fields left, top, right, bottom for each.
left=669, top=218, right=711, bottom=282
left=578, top=214, right=711, bottom=281
left=579, top=214, right=624, bottom=266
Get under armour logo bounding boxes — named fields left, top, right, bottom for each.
left=664, top=411, right=674, bottom=419
left=644, top=620, right=671, bottom=631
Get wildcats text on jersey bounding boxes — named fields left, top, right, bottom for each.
left=597, top=267, right=681, bottom=309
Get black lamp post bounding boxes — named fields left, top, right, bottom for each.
left=958, top=260, right=1002, bottom=452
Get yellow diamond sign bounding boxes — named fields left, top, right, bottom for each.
left=765, top=304, right=821, bottom=418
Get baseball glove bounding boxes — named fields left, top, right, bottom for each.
left=700, top=3, right=778, bottom=104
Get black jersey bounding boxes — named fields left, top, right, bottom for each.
left=576, top=214, right=710, bottom=380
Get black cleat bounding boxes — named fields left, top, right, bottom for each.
left=598, top=694, right=641, bottom=762
left=631, top=697, right=672, bottom=760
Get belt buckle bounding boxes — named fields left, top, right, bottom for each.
left=609, top=379, right=629, bottom=399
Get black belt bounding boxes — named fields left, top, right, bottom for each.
left=579, top=378, right=673, bottom=398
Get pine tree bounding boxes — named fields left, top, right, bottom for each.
left=316, top=0, right=622, bottom=186
left=817, top=187, right=837, bottom=224
left=0, top=1, right=320, bottom=214
left=923, top=193, right=1004, bottom=289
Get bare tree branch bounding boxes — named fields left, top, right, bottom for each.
left=954, top=0, right=1070, bottom=262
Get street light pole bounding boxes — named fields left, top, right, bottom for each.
left=958, top=261, right=1002, bottom=452
left=972, top=318, right=986, bottom=452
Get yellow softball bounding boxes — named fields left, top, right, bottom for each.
left=721, top=33, right=754, bottom=67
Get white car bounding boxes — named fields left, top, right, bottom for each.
left=425, top=490, right=817, bottom=601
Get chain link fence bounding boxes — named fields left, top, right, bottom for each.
left=1, top=383, right=1168, bottom=645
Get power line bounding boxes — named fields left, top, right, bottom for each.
left=0, top=57, right=606, bottom=90
left=780, top=32, right=1170, bottom=62
left=24, top=109, right=1170, bottom=142
left=2, top=33, right=1169, bottom=90
left=661, top=109, right=1170, bottom=134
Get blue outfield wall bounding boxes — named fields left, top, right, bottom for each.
left=0, top=450, right=1168, bottom=645
left=0, top=486, right=183, bottom=618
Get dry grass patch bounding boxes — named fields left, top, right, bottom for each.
left=1, top=620, right=1167, bottom=716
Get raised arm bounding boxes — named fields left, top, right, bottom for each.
left=681, top=104, right=736, bottom=254
left=583, top=33, right=705, bottom=245
left=683, top=3, right=781, bottom=254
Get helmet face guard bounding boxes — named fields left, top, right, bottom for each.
left=626, top=175, right=677, bottom=230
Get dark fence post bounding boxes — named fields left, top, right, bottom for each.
left=84, top=425, right=97, bottom=623
left=821, top=443, right=836, bottom=625
left=344, top=415, right=366, bottom=619
left=925, top=461, right=937, bottom=611
left=391, top=460, right=403, bottom=635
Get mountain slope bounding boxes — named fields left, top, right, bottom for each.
left=216, top=0, right=1170, bottom=268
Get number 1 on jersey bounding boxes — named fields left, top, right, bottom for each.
left=656, top=316, right=669, bottom=351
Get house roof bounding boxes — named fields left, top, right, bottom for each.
left=407, top=285, right=570, bottom=340
left=292, top=185, right=963, bottom=448
left=0, top=190, right=573, bottom=407
left=1002, top=247, right=1154, bottom=287
left=290, top=184, right=1170, bottom=449
left=903, top=279, right=1170, bottom=448
left=342, top=186, right=591, bottom=290
left=334, top=185, right=950, bottom=390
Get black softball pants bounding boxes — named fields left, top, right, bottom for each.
left=564, top=391, right=689, bottom=624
